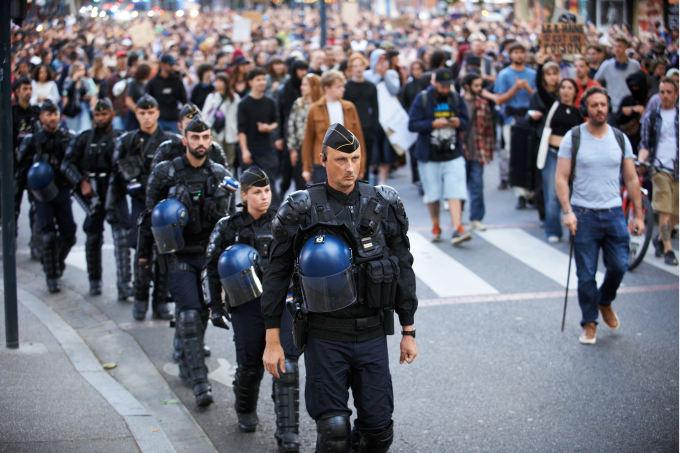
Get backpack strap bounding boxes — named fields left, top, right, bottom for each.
left=307, top=184, right=335, bottom=224
left=171, top=156, right=187, bottom=185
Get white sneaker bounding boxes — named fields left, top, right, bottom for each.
left=470, top=220, right=487, bottom=231
left=548, top=236, right=560, bottom=243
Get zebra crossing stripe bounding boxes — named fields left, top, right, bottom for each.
left=475, top=228, right=605, bottom=290
left=408, top=231, right=499, bottom=298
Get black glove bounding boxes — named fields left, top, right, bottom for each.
left=210, top=306, right=231, bottom=330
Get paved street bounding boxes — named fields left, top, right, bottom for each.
left=3, top=156, right=678, bottom=453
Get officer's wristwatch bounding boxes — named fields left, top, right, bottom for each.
left=401, top=330, right=416, bottom=338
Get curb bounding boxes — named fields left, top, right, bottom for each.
left=16, top=285, right=176, bottom=453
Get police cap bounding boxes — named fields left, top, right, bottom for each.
left=322, top=123, right=359, bottom=153
left=184, top=117, right=210, bottom=134
left=136, top=94, right=158, bottom=110
left=94, top=97, right=114, bottom=112
left=240, top=166, right=269, bottom=187
left=179, top=102, right=201, bottom=120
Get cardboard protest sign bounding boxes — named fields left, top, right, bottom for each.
left=539, top=23, right=586, bottom=55
left=232, top=19, right=252, bottom=42
left=390, top=17, right=409, bottom=29
left=128, top=22, right=156, bottom=47
left=241, top=11, right=263, bottom=27
left=341, top=2, right=359, bottom=27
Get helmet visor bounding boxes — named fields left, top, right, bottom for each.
left=222, top=266, right=263, bottom=307
left=151, top=225, right=186, bottom=254
left=300, top=268, right=357, bottom=313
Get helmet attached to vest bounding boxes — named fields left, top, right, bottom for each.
left=298, top=234, right=357, bottom=313
left=218, top=244, right=263, bottom=307
left=151, top=198, right=188, bottom=254
left=27, top=162, right=59, bottom=202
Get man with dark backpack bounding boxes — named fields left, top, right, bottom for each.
left=555, top=87, right=645, bottom=345
left=409, top=68, right=471, bottom=245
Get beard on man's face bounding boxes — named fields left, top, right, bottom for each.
left=188, top=144, right=208, bottom=159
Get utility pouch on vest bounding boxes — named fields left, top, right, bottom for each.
left=118, top=156, right=142, bottom=182
left=357, top=197, right=382, bottom=237
left=362, top=256, right=400, bottom=309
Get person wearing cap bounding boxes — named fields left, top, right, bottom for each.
left=62, top=98, right=130, bottom=297
left=146, top=117, right=234, bottom=408
left=107, top=94, right=180, bottom=320
left=408, top=68, right=473, bottom=245
left=145, top=54, right=188, bottom=133
left=263, top=122, right=418, bottom=453
left=494, top=42, right=536, bottom=198
left=105, top=49, right=130, bottom=131
left=14, top=100, right=77, bottom=293
left=151, top=102, right=228, bottom=171
left=205, top=166, right=302, bottom=451
left=11, top=76, right=43, bottom=260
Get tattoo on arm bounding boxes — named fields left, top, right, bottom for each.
left=661, top=221, right=672, bottom=243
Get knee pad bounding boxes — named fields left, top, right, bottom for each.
left=316, top=414, right=351, bottom=453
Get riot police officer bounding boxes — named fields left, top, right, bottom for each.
left=205, top=166, right=300, bottom=452
left=262, top=124, right=419, bottom=453
left=12, top=76, right=43, bottom=260
left=106, top=94, right=179, bottom=319
left=15, top=100, right=77, bottom=293
left=151, top=103, right=228, bottom=170
left=62, top=98, right=130, bottom=296
left=146, top=117, right=233, bottom=407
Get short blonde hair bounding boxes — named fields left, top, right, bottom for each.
left=348, top=53, right=368, bottom=68
left=321, top=70, right=346, bottom=89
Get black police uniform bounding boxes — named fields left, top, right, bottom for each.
left=62, top=124, right=128, bottom=296
left=206, top=207, right=300, bottom=451
left=15, top=126, right=77, bottom=292
left=147, top=152, right=233, bottom=406
left=11, top=102, right=43, bottom=260
left=262, top=180, right=418, bottom=453
left=106, top=126, right=179, bottom=318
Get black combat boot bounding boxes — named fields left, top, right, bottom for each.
left=57, top=236, right=76, bottom=278
left=113, top=226, right=134, bottom=300
left=233, top=365, right=264, bottom=432
left=86, top=233, right=103, bottom=295
left=133, top=259, right=152, bottom=320
left=42, top=232, right=61, bottom=293
left=273, top=357, right=301, bottom=452
left=177, top=310, right=213, bottom=407
left=350, top=421, right=394, bottom=453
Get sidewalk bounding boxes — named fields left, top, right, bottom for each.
left=0, top=265, right=216, bottom=453
left=0, top=291, right=142, bottom=453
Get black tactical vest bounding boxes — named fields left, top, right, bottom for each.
left=235, top=215, right=275, bottom=271
left=82, top=129, right=117, bottom=173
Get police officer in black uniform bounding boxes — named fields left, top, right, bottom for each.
left=151, top=103, right=228, bottom=171
left=12, top=76, right=43, bottom=260
left=262, top=124, right=419, bottom=453
left=106, top=94, right=179, bottom=319
left=62, top=98, right=130, bottom=297
left=15, top=100, right=77, bottom=293
left=146, top=117, right=234, bottom=407
left=205, top=166, right=300, bottom=452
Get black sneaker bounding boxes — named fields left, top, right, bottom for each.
left=653, top=235, right=664, bottom=258
left=664, top=250, right=678, bottom=265
left=515, top=196, right=527, bottom=210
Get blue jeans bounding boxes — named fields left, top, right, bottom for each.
left=466, top=159, right=485, bottom=222
left=157, top=119, right=179, bottom=133
left=542, top=149, right=563, bottom=239
left=572, top=206, right=629, bottom=326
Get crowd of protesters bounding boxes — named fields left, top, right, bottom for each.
left=9, top=3, right=679, bottom=255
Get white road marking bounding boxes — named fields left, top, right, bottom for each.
left=642, top=250, right=679, bottom=276
left=408, top=231, right=499, bottom=298
left=475, top=228, right=604, bottom=290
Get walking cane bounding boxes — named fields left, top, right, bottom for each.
left=561, top=234, right=574, bottom=332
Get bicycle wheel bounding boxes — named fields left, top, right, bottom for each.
left=626, top=196, right=655, bottom=270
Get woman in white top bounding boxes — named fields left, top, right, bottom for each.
left=202, top=72, right=240, bottom=170
left=30, top=64, right=60, bottom=107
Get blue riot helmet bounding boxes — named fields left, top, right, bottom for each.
left=151, top=198, right=188, bottom=254
left=298, top=234, right=357, bottom=313
left=27, top=162, right=59, bottom=202
left=218, top=244, right=263, bottom=307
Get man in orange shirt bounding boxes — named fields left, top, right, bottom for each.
left=301, top=70, right=366, bottom=183
left=574, top=56, right=601, bottom=107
